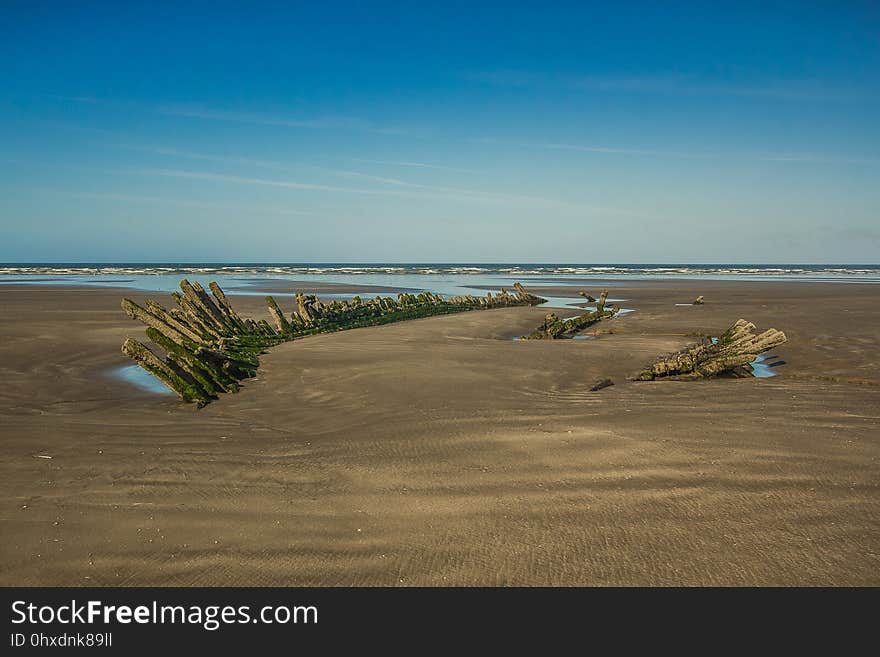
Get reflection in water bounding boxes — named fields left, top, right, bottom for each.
left=113, top=365, right=174, bottom=395
left=534, top=296, right=625, bottom=310
left=750, top=355, right=777, bottom=378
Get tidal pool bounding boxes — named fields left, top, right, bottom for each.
left=112, top=365, right=174, bottom=395
left=749, top=354, right=777, bottom=378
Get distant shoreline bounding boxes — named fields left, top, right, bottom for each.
left=1, top=262, right=879, bottom=277
left=2, top=264, right=879, bottom=299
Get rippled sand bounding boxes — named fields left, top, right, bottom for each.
left=0, top=281, right=877, bottom=585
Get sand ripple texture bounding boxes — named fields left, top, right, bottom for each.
left=0, top=281, right=878, bottom=585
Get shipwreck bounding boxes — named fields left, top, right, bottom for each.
left=521, top=290, right=618, bottom=339
left=121, top=280, right=545, bottom=405
left=635, top=319, right=787, bottom=381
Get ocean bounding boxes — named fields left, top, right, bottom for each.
left=1, top=263, right=878, bottom=308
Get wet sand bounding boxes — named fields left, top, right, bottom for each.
left=0, top=281, right=878, bottom=585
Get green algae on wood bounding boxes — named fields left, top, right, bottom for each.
left=521, top=289, right=618, bottom=340
left=121, top=280, right=545, bottom=406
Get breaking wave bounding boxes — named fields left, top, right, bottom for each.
left=2, top=263, right=879, bottom=278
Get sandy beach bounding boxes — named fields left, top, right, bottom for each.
left=0, top=280, right=877, bottom=586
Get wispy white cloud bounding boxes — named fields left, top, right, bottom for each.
left=473, top=137, right=878, bottom=166
left=133, top=167, right=445, bottom=199
left=128, top=145, right=482, bottom=186
left=465, top=71, right=857, bottom=102
left=472, top=137, right=708, bottom=159
left=95, top=142, right=595, bottom=206
left=9, top=157, right=660, bottom=220
left=348, top=158, right=483, bottom=174
left=65, top=191, right=320, bottom=216
left=47, top=95, right=411, bottom=136
left=104, top=142, right=435, bottom=187
left=757, top=154, right=879, bottom=165
left=316, top=168, right=417, bottom=187
left=139, top=168, right=386, bottom=194
left=108, top=143, right=290, bottom=171
left=130, top=167, right=647, bottom=216
left=154, top=105, right=331, bottom=129
left=155, top=104, right=412, bottom=136
left=573, top=75, right=848, bottom=101
left=36, top=119, right=124, bottom=138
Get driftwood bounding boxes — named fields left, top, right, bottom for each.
left=635, top=319, right=787, bottom=381
left=522, top=290, right=617, bottom=339
left=590, top=378, right=614, bottom=392
left=122, top=280, right=545, bottom=405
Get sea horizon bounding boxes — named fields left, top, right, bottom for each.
left=2, top=262, right=879, bottom=274
left=4, top=262, right=878, bottom=297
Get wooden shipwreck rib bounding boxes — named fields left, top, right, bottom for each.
left=522, top=290, right=618, bottom=340
left=635, top=319, right=787, bottom=381
left=121, top=280, right=545, bottom=405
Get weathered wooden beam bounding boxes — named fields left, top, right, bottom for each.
left=121, top=299, right=194, bottom=347
left=521, top=290, right=616, bottom=339
left=171, top=292, right=225, bottom=341
left=122, top=280, right=546, bottom=406
left=144, top=300, right=206, bottom=344
left=636, top=319, right=787, bottom=380
left=295, top=293, right=314, bottom=324
left=209, top=281, right=249, bottom=333
left=179, top=280, right=227, bottom=333
left=265, top=296, right=292, bottom=334
left=145, top=327, right=236, bottom=394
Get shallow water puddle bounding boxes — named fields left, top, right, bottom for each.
left=536, top=296, right=625, bottom=310
left=112, top=365, right=175, bottom=395
left=750, top=354, right=777, bottom=378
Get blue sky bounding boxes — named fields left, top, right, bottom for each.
left=2, top=1, right=878, bottom=263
